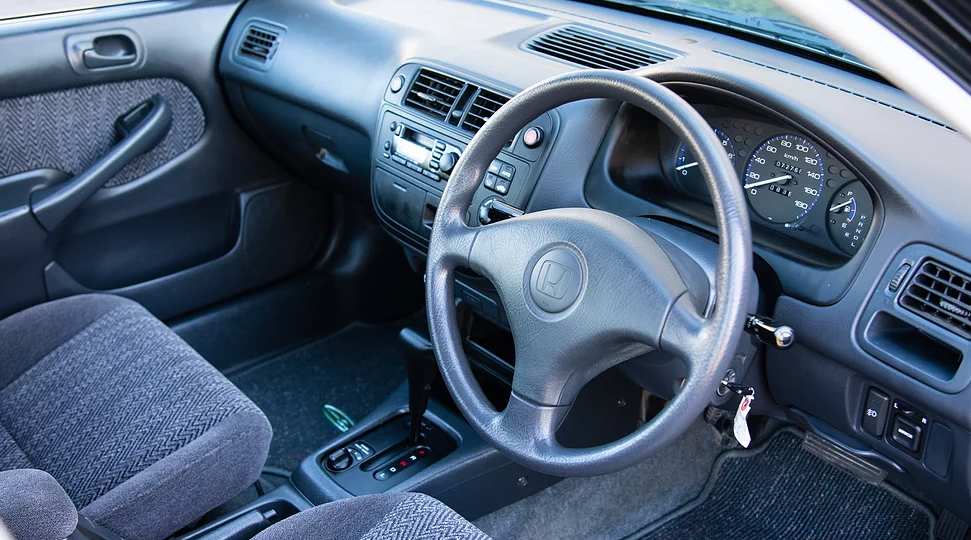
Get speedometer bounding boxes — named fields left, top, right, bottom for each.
left=743, top=135, right=825, bottom=224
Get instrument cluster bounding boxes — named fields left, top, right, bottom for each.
left=665, top=110, right=874, bottom=259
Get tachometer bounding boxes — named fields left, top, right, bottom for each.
left=675, top=128, right=735, bottom=187
left=743, top=135, right=825, bottom=224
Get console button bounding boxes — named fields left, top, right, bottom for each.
left=390, top=75, right=405, bottom=93
left=352, top=441, right=374, bottom=457
left=484, top=174, right=498, bottom=190
left=347, top=447, right=363, bottom=461
left=891, top=416, right=922, bottom=452
left=488, top=161, right=501, bottom=175
left=861, top=388, right=889, bottom=437
left=496, top=179, right=510, bottom=195
left=522, top=126, right=544, bottom=148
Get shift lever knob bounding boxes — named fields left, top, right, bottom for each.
left=400, top=327, right=437, bottom=445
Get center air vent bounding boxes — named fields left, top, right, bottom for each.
left=901, top=260, right=971, bottom=339
left=404, top=68, right=466, bottom=121
left=461, top=88, right=509, bottom=135
left=525, top=26, right=675, bottom=71
left=236, top=22, right=285, bottom=68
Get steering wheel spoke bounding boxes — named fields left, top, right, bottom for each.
left=659, top=293, right=713, bottom=374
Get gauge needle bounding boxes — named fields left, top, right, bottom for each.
left=676, top=161, right=698, bottom=171
left=744, top=175, right=792, bottom=189
left=829, top=200, right=854, bottom=212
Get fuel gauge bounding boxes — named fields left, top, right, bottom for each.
left=827, top=180, right=873, bottom=255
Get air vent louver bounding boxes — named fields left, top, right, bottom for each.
left=525, top=26, right=675, bottom=71
left=404, top=69, right=465, bottom=121
left=461, top=89, right=509, bottom=135
left=901, top=260, right=971, bottom=339
left=237, top=24, right=282, bottom=65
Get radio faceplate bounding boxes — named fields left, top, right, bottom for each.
left=387, top=122, right=463, bottom=184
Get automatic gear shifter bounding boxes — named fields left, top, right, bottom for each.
left=400, top=327, right=438, bottom=445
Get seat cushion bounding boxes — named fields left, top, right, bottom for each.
left=0, top=469, right=77, bottom=540
left=0, top=294, right=272, bottom=540
left=253, top=493, right=490, bottom=540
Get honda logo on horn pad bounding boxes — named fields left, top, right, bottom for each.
left=529, top=248, right=583, bottom=313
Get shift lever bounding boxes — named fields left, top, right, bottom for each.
left=399, top=327, right=437, bottom=446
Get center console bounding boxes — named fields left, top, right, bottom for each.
left=371, top=64, right=558, bottom=251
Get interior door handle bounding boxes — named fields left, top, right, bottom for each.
left=30, top=95, right=172, bottom=232
left=82, top=48, right=137, bottom=69
left=66, top=30, right=142, bottom=74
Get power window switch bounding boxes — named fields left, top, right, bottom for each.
left=861, top=388, right=890, bottom=437
left=891, top=416, right=922, bottom=452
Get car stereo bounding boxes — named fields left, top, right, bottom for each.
left=385, top=121, right=463, bottom=183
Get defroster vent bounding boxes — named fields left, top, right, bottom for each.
left=404, top=68, right=465, bottom=121
left=525, top=26, right=675, bottom=71
left=901, top=260, right=971, bottom=339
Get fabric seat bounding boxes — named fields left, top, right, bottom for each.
left=253, top=493, right=490, bottom=540
left=0, top=294, right=272, bottom=540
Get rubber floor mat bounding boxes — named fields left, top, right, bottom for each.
left=229, top=322, right=409, bottom=471
left=635, top=429, right=933, bottom=540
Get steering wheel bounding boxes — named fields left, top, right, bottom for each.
left=426, top=70, right=752, bottom=477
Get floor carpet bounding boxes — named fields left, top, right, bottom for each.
left=473, top=419, right=725, bottom=540
left=229, top=322, right=409, bottom=471
left=635, top=429, right=933, bottom=540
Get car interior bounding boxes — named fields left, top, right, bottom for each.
left=1, top=0, right=970, bottom=539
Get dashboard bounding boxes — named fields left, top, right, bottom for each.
left=216, top=0, right=971, bottom=524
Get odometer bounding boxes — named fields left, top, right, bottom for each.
left=743, top=135, right=825, bottom=224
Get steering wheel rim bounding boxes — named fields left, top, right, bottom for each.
left=426, top=70, right=752, bottom=477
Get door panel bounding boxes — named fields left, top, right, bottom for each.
left=0, top=0, right=327, bottom=319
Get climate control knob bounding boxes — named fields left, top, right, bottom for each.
left=439, top=152, right=459, bottom=174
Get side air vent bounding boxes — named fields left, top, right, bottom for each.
left=404, top=68, right=466, bottom=121
left=525, top=26, right=675, bottom=71
left=236, top=22, right=284, bottom=68
left=901, top=260, right=971, bottom=339
left=461, top=88, right=510, bottom=135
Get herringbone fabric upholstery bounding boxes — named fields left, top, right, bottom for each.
left=361, top=494, right=491, bottom=540
left=253, top=493, right=491, bottom=540
left=0, top=78, right=204, bottom=187
left=0, top=424, right=29, bottom=471
left=0, top=298, right=260, bottom=508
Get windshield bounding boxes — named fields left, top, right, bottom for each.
left=599, top=0, right=870, bottom=70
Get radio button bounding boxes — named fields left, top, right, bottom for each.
left=422, top=170, right=439, bottom=181
left=391, top=155, right=408, bottom=166
left=428, top=161, right=439, bottom=171
left=432, top=150, right=443, bottom=159
left=499, top=164, right=515, bottom=180
left=435, top=141, right=447, bottom=151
